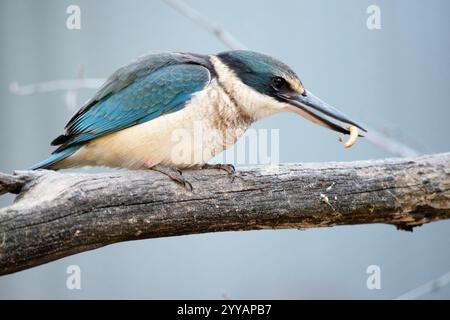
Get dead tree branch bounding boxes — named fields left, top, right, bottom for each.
left=0, top=153, right=449, bottom=275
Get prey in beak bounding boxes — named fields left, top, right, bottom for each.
left=279, top=89, right=366, bottom=136
left=271, top=75, right=366, bottom=147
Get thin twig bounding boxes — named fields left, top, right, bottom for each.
left=9, top=78, right=105, bottom=96
left=163, top=0, right=248, bottom=50
left=395, top=271, right=450, bottom=300
left=364, top=126, right=420, bottom=157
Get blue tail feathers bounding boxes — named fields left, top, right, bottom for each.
left=31, top=145, right=81, bottom=170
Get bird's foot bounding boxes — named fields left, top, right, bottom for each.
left=148, top=164, right=193, bottom=191
left=201, top=163, right=235, bottom=175
left=201, top=163, right=237, bottom=181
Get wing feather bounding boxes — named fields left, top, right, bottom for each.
left=52, top=61, right=211, bottom=153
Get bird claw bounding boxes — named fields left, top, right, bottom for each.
left=174, top=176, right=193, bottom=192
left=148, top=163, right=238, bottom=191
left=148, top=164, right=193, bottom=191
left=201, top=163, right=237, bottom=181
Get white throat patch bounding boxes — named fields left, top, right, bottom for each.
left=210, top=55, right=289, bottom=121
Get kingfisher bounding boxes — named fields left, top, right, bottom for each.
left=32, top=50, right=365, bottom=189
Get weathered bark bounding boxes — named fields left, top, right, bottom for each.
left=0, top=153, right=449, bottom=275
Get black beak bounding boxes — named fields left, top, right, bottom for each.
left=280, top=90, right=367, bottom=135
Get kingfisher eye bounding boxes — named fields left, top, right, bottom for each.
left=271, top=76, right=286, bottom=91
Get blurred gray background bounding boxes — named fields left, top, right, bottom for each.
left=1, top=0, right=449, bottom=299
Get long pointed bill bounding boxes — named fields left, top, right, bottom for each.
left=282, top=90, right=366, bottom=135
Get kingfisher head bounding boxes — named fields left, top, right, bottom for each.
left=214, top=50, right=366, bottom=135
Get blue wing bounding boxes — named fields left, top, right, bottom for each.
left=53, top=63, right=210, bottom=152
left=32, top=55, right=212, bottom=170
